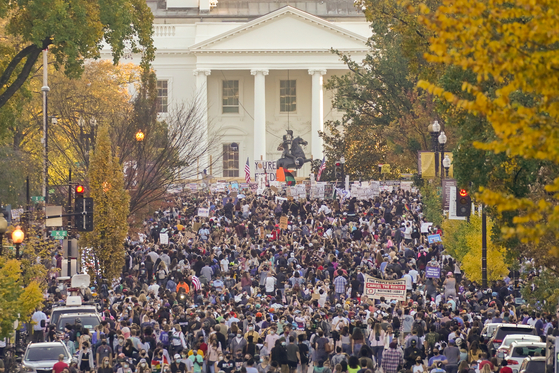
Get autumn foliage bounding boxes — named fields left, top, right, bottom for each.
left=417, top=0, right=559, bottom=254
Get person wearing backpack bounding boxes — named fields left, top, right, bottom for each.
left=413, top=314, right=426, bottom=338
left=424, top=325, right=439, bottom=355
left=170, top=324, right=187, bottom=356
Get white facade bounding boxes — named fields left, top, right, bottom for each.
left=105, top=3, right=370, bottom=179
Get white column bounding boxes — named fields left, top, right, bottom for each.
left=251, top=68, right=269, bottom=163
left=309, top=69, right=326, bottom=160
left=194, top=68, right=211, bottom=179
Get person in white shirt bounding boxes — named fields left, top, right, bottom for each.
left=264, top=272, right=276, bottom=296
left=409, top=266, right=419, bottom=285
left=31, top=308, right=47, bottom=342
left=403, top=270, right=413, bottom=291
left=220, top=258, right=229, bottom=273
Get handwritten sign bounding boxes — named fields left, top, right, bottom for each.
left=279, top=216, right=289, bottom=230
left=362, top=275, right=406, bottom=301
left=198, top=208, right=210, bottom=217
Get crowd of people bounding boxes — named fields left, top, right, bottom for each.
left=37, top=186, right=539, bottom=373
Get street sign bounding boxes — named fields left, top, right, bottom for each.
left=31, top=196, right=45, bottom=203
left=51, top=230, right=68, bottom=239
left=45, top=206, right=63, bottom=227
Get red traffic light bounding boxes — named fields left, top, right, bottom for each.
left=75, top=185, right=85, bottom=194
left=335, top=162, right=341, bottom=166
left=459, top=189, right=468, bottom=197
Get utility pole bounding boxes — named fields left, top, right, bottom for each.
left=42, top=49, right=50, bottom=203
left=482, top=204, right=487, bottom=288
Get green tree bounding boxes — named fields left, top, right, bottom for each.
left=419, top=180, right=443, bottom=227
left=80, top=125, right=129, bottom=281
left=323, top=18, right=445, bottom=175
left=0, top=0, right=154, bottom=114
left=0, top=259, right=43, bottom=339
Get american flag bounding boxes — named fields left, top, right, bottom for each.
left=191, top=275, right=201, bottom=291
left=244, top=157, right=251, bottom=183
left=317, top=157, right=327, bottom=181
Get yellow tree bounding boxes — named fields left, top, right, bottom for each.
left=80, top=125, right=129, bottom=281
left=416, top=0, right=559, bottom=254
left=0, top=259, right=43, bottom=339
left=453, top=216, right=510, bottom=283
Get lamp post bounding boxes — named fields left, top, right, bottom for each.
left=11, top=226, right=24, bottom=258
left=438, top=131, right=447, bottom=183
left=429, top=120, right=441, bottom=177
left=442, top=154, right=451, bottom=178
left=135, top=130, right=145, bottom=143
left=0, top=209, right=7, bottom=255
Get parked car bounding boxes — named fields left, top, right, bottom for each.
left=481, top=322, right=502, bottom=343
left=496, top=335, right=542, bottom=360
left=518, top=356, right=545, bottom=373
left=488, top=324, right=537, bottom=356
left=21, top=342, right=71, bottom=373
left=504, top=341, right=546, bottom=373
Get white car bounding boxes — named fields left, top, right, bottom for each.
left=21, top=342, right=72, bottom=373
left=503, top=341, right=546, bottom=373
left=496, top=334, right=542, bottom=360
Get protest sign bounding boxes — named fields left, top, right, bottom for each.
left=279, top=216, right=288, bottom=230
left=425, top=266, right=441, bottom=278
left=198, top=208, right=210, bottom=217
left=427, top=234, right=442, bottom=244
left=362, top=275, right=407, bottom=301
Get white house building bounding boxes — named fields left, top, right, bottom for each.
left=108, top=0, right=370, bottom=179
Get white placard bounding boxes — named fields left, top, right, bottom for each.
left=159, top=233, right=169, bottom=245
left=421, top=222, right=433, bottom=233
left=198, top=208, right=210, bottom=217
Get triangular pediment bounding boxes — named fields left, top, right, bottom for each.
left=189, top=6, right=369, bottom=52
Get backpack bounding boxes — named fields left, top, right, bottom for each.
left=425, top=332, right=439, bottom=348
left=413, top=320, right=425, bottom=337
left=160, top=331, right=170, bottom=346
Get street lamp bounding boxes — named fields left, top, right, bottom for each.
left=135, top=130, right=145, bottom=142
left=0, top=210, right=7, bottom=256
left=428, top=120, right=441, bottom=177
left=11, top=226, right=24, bottom=258
left=442, top=154, right=451, bottom=178
left=438, top=131, right=447, bottom=182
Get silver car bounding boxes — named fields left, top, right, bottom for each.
left=21, top=342, right=71, bottom=373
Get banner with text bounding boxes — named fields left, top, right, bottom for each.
left=363, top=275, right=407, bottom=302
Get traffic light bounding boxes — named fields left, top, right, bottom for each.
left=75, top=196, right=94, bottom=231
left=75, top=185, right=85, bottom=198
left=456, top=188, right=471, bottom=217
left=335, top=161, right=342, bottom=179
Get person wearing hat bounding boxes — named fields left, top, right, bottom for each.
left=137, top=359, right=152, bottom=373
left=170, top=355, right=186, bottom=373
left=381, top=341, right=403, bottom=373
left=403, top=339, right=424, bottom=370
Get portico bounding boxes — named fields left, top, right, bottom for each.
left=188, top=6, right=369, bottom=176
